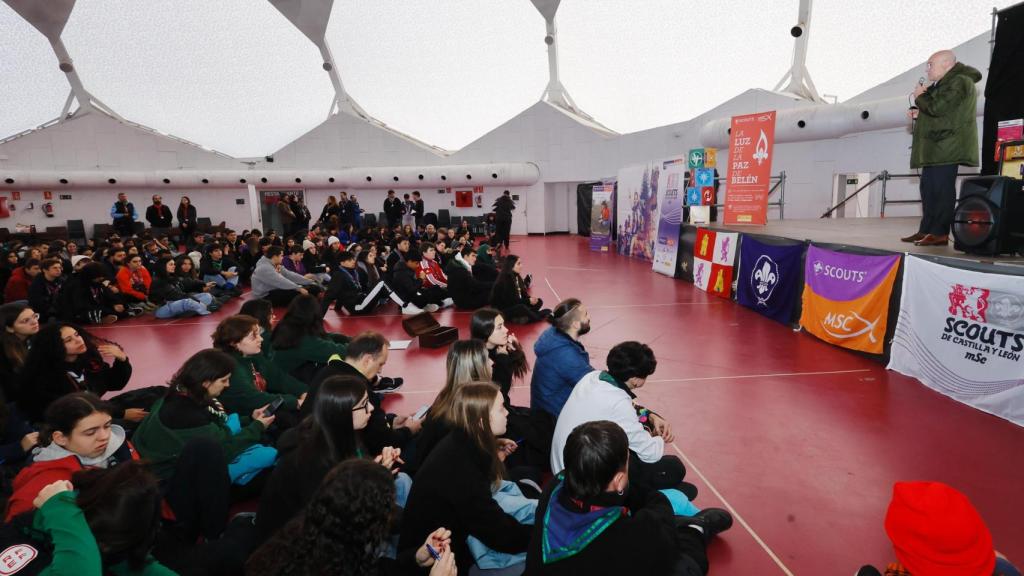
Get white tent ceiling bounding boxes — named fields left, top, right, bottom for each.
left=0, top=0, right=1014, bottom=156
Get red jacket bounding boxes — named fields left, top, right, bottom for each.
left=116, top=266, right=151, bottom=301
left=5, top=456, right=84, bottom=520
left=420, top=258, right=447, bottom=289
left=2, top=267, right=32, bottom=302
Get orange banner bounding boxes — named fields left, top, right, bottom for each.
left=725, top=111, right=776, bottom=225
left=801, top=261, right=900, bottom=354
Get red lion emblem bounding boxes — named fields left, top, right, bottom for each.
left=948, top=284, right=989, bottom=322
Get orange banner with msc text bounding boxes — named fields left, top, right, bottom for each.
left=724, top=111, right=776, bottom=225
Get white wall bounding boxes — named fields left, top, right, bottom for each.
left=0, top=187, right=254, bottom=237
left=0, top=34, right=991, bottom=233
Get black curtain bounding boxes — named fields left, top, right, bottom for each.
left=576, top=183, right=597, bottom=236
left=982, top=3, right=1024, bottom=175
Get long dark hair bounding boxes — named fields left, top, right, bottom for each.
left=490, top=254, right=527, bottom=305
left=246, top=459, right=395, bottom=576
left=168, top=349, right=236, bottom=403
left=73, top=461, right=162, bottom=570
left=238, top=300, right=273, bottom=333
left=153, top=257, right=175, bottom=279
left=173, top=254, right=198, bottom=279
left=0, top=302, right=32, bottom=373
left=25, top=321, right=103, bottom=368
left=297, top=375, right=367, bottom=466
left=470, top=308, right=529, bottom=379
left=271, top=294, right=325, bottom=350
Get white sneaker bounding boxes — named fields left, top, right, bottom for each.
left=441, top=297, right=454, bottom=308
left=424, top=304, right=440, bottom=312
left=402, top=303, right=425, bottom=315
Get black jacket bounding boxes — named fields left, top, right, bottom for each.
left=493, top=196, right=515, bottom=221
left=20, top=354, right=132, bottom=423
left=391, top=265, right=423, bottom=304
left=27, top=275, right=62, bottom=323
left=306, top=359, right=413, bottom=455
left=384, top=197, right=404, bottom=221
left=445, top=261, right=492, bottom=310
left=399, top=429, right=531, bottom=575
left=149, top=276, right=189, bottom=305
left=254, top=425, right=334, bottom=544
left=177, top=204, right=197, bottom=228
left=524, top=478, right=700, bottom=575
left=146, top=204, right=173, bottom=228
left=490, top=275, right=530, bottom=311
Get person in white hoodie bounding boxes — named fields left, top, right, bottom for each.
left=250, top=245, right=319, bottom=306
left=550, top=341, right=691, bottom=494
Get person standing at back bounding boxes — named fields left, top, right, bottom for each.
left=902, top=49, right=982, bottom=247
left=145, top=194, right=173, bottom=236
left=412, top=191, right=425, bottom=228
left=384, top=190, right=403, bottom=229
left=110, top=193, right=137, bottom=237
left=492, top=190, right=515, bottom=253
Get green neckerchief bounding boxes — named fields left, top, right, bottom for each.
left=541, top=476, right=624, bottom=564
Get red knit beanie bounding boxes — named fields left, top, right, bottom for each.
left=884, top=482, right=995, bottom=576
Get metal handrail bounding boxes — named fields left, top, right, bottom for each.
left=706, top=171, right=787, bottom=220
left=879, top=170, right=981, bottom=217
left=820, top=173, right=883, bottom=219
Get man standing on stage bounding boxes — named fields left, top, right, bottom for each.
left=110, top=192, right=137, bottom=237
left=903, top=50, right=981, bottom=247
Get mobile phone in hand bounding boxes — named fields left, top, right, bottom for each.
left=413, top=405, right=429, bottom=420
left=264, top=397, right=285, bottom=417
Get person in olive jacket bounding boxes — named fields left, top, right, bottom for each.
left=904, top=49, right=982, bottom=247
left=211, top=315, right=306, bottom=428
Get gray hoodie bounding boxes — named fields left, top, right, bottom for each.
left=33, top=424, right=127, bottom=468
left=250, top=255, right=314, bottom=299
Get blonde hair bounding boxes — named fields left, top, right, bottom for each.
left=427, top=340, right=491, bottom=424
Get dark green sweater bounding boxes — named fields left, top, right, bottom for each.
left=271, top=334, right=347, bottom=374
left=132, top=396, right=267, bottom=480
left=219, top=352, right=307, bottom=415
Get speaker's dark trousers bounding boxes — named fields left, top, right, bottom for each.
left=918, top=164, right=958, bottom=236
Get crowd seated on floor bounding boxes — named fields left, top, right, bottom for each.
left=0, top=197, right=1014, bottom=576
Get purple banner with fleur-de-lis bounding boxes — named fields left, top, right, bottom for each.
left=736, top=235, right=805, bottom=325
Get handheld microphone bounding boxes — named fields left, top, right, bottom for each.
left=918, top=76, right=926, bottom=86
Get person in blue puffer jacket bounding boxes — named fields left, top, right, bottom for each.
left=530, top=298, right=594, bottom=418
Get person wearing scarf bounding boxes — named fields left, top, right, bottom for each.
left=527, top=420, right=731, bottom=575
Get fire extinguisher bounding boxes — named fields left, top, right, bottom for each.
left=42, top=202, right=55, bottom=218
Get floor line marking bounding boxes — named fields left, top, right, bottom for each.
left=546, top=266, right=606, bottom=272
left=544, top=277, right=562, bottom=302
left=648, top=368, right=871, bottom=383
left=589, top=302, right=719, bottom=309
left=670, top=442, right=795, bottom=576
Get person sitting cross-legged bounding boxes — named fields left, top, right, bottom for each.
left=250, top=246, right=319, bottom=307
left=321, top=250, right=389, bottom=316
left=390, top=249, right=450, bottom=315
left=551, top=341, right=689, bottom=494
left=526, top=421, right=732, bottom=575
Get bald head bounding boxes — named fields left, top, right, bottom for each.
left=927, top=50, right=957, bottom=82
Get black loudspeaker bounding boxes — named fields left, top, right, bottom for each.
left=952, top=176, right=1024, bottom=255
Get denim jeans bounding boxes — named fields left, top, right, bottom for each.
left=155, top=298, right=210, bottom=318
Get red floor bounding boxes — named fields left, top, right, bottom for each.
left=93, top=236, right=1024, bottom=575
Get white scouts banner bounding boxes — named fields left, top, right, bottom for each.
left=887, top=256, right=1024, bottom=426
